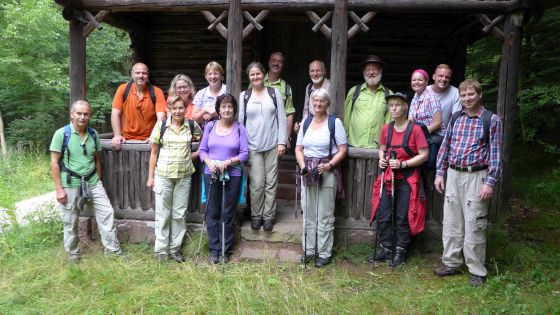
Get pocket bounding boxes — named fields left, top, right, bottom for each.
left=153, top=176, right=164, bottom=194
left=467, top=198, right=489, bottom=231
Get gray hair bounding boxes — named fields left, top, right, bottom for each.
left=310, top=89, right=331, bottom=107
left=70, top=100, right=91, bottom=112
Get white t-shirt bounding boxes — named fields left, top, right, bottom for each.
left=296, top=117, right=347, bottom=157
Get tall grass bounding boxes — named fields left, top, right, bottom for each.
left=0, top=148, right=54, bottom=210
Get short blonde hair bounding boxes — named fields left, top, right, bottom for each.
left=205, top=61, right=224, bottom=77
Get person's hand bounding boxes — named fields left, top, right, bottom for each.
left=379, top=155, right=388, bottom=169
left=479, top=184, right=494, bottom=200
left=434, top=176, right=445, bottom=194
left=294, top=122, right=301, bottom=133
left=56, top=188, right=67, bottom=205
left=218, top=159, right=231, bottom=173
left=317, top=162, right=332, bottom=174
left=388, top=158, right=402, bottom=169
left=277, top=144, right=286, bottom=156
left=112, top=135, right=125, bottom=150
left=202, top=110, right=212, bottom=122
left=146, top=177, right=154, bottom=189
left=205, top=158, right=218, bottom=174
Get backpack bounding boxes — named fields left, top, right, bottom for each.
left=242, top=87, right=278, bottom=125
left=123, top=81, right=156, bottom=105
left=302, top=114, right=338, bottom=157
left=60, top=124, right=98, bottom=184
left=449, top=109, right=494, bottom=145
left=350, top=83, right=390, bottom=113
left=386, top=121, right=437, bottom=172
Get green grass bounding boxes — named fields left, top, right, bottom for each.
left=0, top=146, right=559, bottom=314
left=0, top=148, right=54, bottom=210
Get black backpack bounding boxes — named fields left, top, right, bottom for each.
left=123, top=81, right=156, bottom=105
left=242, top=87, right=278, bottom=125
left=302, top=114, right=338, bottom=157
left=386, top=121, right=436, bottom=171
left=60, top=124, right=98, bottom=185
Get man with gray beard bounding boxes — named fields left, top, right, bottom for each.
left=343, top=55, right=391, bottom=149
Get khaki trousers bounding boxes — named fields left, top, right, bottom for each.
left=57, top=183, right=120, bottom=257
left=442, top=168, right=489, bottom=277
left=153, top=175, right=192, bottom=255
left=302, top=172, right=336, bottom=259
left=248, top=148, right=278, bottom=220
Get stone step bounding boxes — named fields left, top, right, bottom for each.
left=276, top=183, right=299, bottom=200
left=240, top=199, right=302, bottom=243
left=233, top=240, right=301, bottom=263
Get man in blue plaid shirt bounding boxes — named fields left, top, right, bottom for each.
left=433, top=79, right=503, bottom=286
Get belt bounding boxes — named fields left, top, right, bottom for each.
left=449, top=164, right=488, bottom=172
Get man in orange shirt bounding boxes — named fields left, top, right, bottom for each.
left=111, top=63, right=167, bottom=150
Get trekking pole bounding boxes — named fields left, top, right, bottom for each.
left=390, top=150, right=397, bottom=265
left=300, top=164, right=309, bottom=269
left=372, top=151, right=387, bottom=269
left=295, top=164, right=299, bottom=219
left=196, top=173, right=214, bottom=265
left=221, top=174, right=226, bottom=273
left=314, top=167, right=320, bottom=266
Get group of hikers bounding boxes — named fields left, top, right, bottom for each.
left=50, top=51, right=502, bottom=287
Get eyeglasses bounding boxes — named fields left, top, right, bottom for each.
left=176, top=85, right=190, bottom=90
left=80, top=143, right=87, bottom=156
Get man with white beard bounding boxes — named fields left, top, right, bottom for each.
left=294, top=60, right=331, bottom=133
left=343, top=55, right=392, bottom=149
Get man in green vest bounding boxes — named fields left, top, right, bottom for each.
left=343, top=55, right=392, bottom=149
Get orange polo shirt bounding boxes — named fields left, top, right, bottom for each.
left=112, top=82, right=167, bottom=140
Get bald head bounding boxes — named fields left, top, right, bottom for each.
left=131, top=63, right=149, bottom=88
left=309, top=60, right=327, bottom=85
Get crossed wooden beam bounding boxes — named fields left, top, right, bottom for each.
left=202, top=10, right=270, bottom=40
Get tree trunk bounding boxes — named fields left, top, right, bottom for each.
left=0, top=109, right=8, bottom=159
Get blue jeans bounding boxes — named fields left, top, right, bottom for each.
left=204, top=174, right=242, bottom=256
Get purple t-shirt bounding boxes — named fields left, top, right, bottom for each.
left=198, top=121, right=249, bottom=176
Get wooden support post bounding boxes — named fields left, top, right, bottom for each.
left=69, top=19, right=86, bottom=109
left=226, top=0, right=242, bottom=100
left=83, top=10, right=110, bottom=37
left=330, top=0, right=347, bottom=117
left=496, top=11, right=524, bottom=215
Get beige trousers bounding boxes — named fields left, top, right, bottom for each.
left=442, top=168, right=489, bottom=277
left=248, top=147, right=278, bottom=220
left=57, top=183, right=120, bottom=257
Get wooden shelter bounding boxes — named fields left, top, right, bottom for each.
left=54, top=0, right=530, bottom=240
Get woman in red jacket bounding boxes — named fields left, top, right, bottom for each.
left=368, top=92, right=429, bottom=268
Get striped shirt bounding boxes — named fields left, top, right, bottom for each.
left=150, top=119, right=202, bottom=178
left=410, top=89, right=442, bottom=136
left=436, top=106, right=502, bottom=186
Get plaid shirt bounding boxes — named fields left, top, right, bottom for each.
left=436, top=106, right=502, bottom=186
left=150, top=119, right=202, bottom=178
left=410, top=89, right=442, bottom=135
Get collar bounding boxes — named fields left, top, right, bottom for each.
left=361, top=82, right=385, bottom=93
left=265, top=73, right=283, bottom=85
left=460, top=105, right=486, bottom=118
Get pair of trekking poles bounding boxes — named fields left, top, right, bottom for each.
left=297, top=164, right=321, bottom=269
left=372, top=151, right=397, bottom=268
left=195, top=173, right=228, bottom=271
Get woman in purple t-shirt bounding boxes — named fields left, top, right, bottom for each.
left=198, top=93, right=248, bottom=264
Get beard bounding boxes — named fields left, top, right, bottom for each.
left=364, top=74, right=382, bottom=86
left=311, top=76, right=324, bottom=84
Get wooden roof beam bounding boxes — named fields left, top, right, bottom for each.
left=242, top=10, right=269, bottom=39
left=80, top=0, right=520, bottom=13
left=476, top=14, right=505, bottom=41
left=83, top=10, right=110, bottom=37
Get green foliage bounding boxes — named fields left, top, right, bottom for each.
left=0, top=0, right=130, bottom=148
left=467, top=8, right=560, bottom=145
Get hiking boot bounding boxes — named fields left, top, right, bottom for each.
left=208, top=255, right=220, bottom=265
left=390, top=246, right=407, bottom=269
left=315, top=256, right=331, bottom=268
left=68, top=255, right=80, bottom=264
left=263, top=219, right=274, bottom=231
left=366, top=244, right=392, bottom=263
left=469, top=273, right=487, bottom=286
left=433, top=264, right=461, bottom=277
left=300, top=253, right=315, bottom=264
left=155, top=253, right=168, bottom=262
left=170, top=252, right=185, bottom=263
left=251, top=218, right=263, bottom=230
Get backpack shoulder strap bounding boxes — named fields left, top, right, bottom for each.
left=401, top=122, right=415, bottom=157
left=302, top=114, right=314, bottom=137
left=450, top=111, right=462, bottom=135
left=159, top=119, right=167, bottom=145
left=266, top=86, right=278, bottom=109
left=350, top=84, right=362, bottom=113
left=386, top=121, right=395, bottom=149
left=243, top=89, right=252, bottom=126
left=482, top=109, right=494, bottom=144
left=306, top=83, right=313, bottom=97
left=328, top=114, right=337, bottom=157
left=61, top=124, right=72, bottom=162
left=87, top=127, right=98, bottom=152
left=148, top=83, right=156, bottom=106
left=188, top=119, right=194, bottom=136
left=122, top=81, right=133, bottom=103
